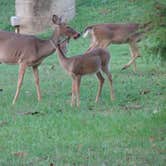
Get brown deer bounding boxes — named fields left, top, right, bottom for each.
left=0, top=15, right=80, bottom=104
left=82, top=22, right=152, bottom=72
left=55, top=39, right=115, bottom=107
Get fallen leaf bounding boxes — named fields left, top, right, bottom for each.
left=121, top=104, right=142, bottom=110
left=13, top=151, right=27, bottom=157
left=50, top=64, right=55, bottom=70
left=77, top=144, right=83, bottom=152
left=0, top=121, right=8, bottom=127
left=140, top=89, right=151, bottom=95
left=17, top=111, right=45, bottom=116
left=149, top=136, right=155, bottom=143
left=99, top=8, right=111, bottom=15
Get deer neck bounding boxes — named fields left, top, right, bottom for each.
left=56, top=45, right=70, bottom=71
left=37, top=30, right=59, bottom=59
left=37, top=39, right=55, bottom=58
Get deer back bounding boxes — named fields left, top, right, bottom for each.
left=84, top=23, right=140, bottom=44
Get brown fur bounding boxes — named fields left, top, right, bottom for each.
left=0, top=15, right=80, bottom=104
left=56, top=42, right=115, bottom=106
left=83, top=22, right=152, bottom=72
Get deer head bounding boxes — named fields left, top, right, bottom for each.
left=52, top=15, right=80, bottom=40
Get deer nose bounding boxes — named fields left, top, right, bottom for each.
left=73, top=33, right=81, bottom=39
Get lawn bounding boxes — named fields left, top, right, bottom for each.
left=0, top=0, right=166, bottom=165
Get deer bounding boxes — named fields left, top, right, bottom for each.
left=55, top=39, right=115, bottom=107
left=82, top=22, right=152, bottom=72
left=0, top=15, right=80, bottom=104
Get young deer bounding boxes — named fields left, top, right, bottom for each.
left=55, top=40, right=115, bottom=107
left=82, top=22, right=151, bottom=72
left=0, top=15, right=80, bottom=104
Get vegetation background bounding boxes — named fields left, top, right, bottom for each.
left=0, top=0, right=166, bottom=165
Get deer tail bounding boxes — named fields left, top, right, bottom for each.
left=82, top=26, right=93, bottom=38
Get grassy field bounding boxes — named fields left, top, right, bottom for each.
left=0, top=0, right=166, bottom=165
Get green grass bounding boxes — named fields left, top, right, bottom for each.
left=0, top=0, right=166, bottom=165
left=0, top=0, right=15, bottom=31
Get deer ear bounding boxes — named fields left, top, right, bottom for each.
left=52, top=15, right=62, bottom=25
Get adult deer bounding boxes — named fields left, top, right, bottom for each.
left=82, top=22, right=152, bottom=72
left=55, top=39, right=115, bottom=107
left=0, top=15, right=80, bottom=104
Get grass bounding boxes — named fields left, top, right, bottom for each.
left=0, top=0, right=166, bottom=165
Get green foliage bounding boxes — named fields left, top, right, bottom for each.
left=72, top=0, right=166, bottom=62
left=143, top=1, right=166, bottom=63
left=0, top=59, right=166, bottom=165
left=0, top=0, right=15, bottom=31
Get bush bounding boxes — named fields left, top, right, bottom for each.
left=143, top=1, right=166, bottom=63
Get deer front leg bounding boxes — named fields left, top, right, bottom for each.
left=129, top=44, right=136, bottom=72
left=71, top=79, right=77, bottom=106
left=102, top=67, right=115, bottom=101
left=121, top=55, right=139, bottom=71
left=122, top=42, right=140, bottom=72
left=75, top=76, right=81, bottom=107
left=32, top=66, right=41, bottom=101
left=12, top=63, right=27, bottom=104
left=95, top=72, right=105, bottom=102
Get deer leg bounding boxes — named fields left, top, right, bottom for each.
left=32, top=66, right=41, bottom=101
left=71, top=78, right=77, bottom=106
left=12, top=63, right=27, bottom=104
left=129, top=44, right=136, bottom=72
left=95, top=72, right=105, bottom=102
left=99, top=40, right=110, bottom=48
left=102, top=67, right=115, bottom=101
left=86, top=35, right=100, bottom=52
left=75, top=76, right=81, bottom=107
left=86, top=42, right=98, bottom=52
left=122, top=42, right=140, bottom=71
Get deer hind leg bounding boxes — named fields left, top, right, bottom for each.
left=122, top=42, right=140, bottom=72
left=32, top=66, right=41, bottom=101
left=99, top=40, right=111, bottom=49
left=95, top=72, right=105, bottom=102
left=86, top=34, right=100, bottom=52
left=86, top=41, right=99, bottom=52
left=102, top=66, right=115, bottom=101
left=12, top=63, right=27, bottom=104
left=75, top=76, right=81, bottom=107
left=86, top=40, right=109, bottom=53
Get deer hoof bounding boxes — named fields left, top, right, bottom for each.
left=121, top=66, right=127, bottom=70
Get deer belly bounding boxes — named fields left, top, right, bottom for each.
left=111, top=32, right=130, bottom=44
left=84, top=64, right=101, bottom=74
left=73, top=61, right=101, bottom=75
left=0, top=53, right=19, bottom=64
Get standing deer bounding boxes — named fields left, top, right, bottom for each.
left=55, top=39, right=115, bottom=107
left=0, top=15, right=80, bottom=104
left=82, top=22, right=152, bottom=72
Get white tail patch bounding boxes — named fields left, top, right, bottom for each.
left=83, top=29, right=90, bottom=38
